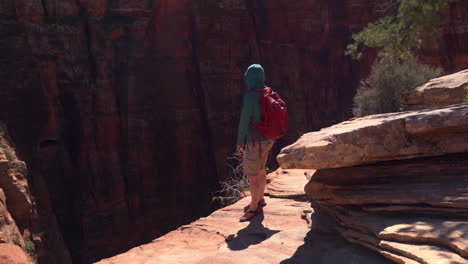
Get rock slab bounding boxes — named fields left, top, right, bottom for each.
left=278, top=103, right=468, bottom=169
left=95, top=197, right=313, bottom=264
left=402, top=69, right=468, bottom=111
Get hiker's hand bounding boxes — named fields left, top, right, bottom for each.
left=237, top=145, right=245, bottom=152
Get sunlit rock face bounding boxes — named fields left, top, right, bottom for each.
left=0, top=0, right=466, bottom=263
left=401, top=69, right=468, bottom=111
left=278, top=73, right=468, bottom=264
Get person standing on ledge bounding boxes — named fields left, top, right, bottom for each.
left=237, top=64, right=287, bottom=222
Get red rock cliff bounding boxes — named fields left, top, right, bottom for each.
left=0, top=0, right=467, bottom=263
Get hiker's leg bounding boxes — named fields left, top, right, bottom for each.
left=258, top=169, right=267, bottom=202
left=248, top=175, right=260, bottom=211
left=257, top=140, right=273, bottom=203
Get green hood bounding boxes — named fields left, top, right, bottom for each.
left=244, top=64, right=266, bottom=90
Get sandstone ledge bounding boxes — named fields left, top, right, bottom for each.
left=277, top=103, right=468, bottom=170
left=95, top=197, right=312, bottom=264
left=95, top=170, right=391, bottom=264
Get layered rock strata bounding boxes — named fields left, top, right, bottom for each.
left=278, top=102, right=468, bottom=263
left=307, top=153, right=468, bottom=264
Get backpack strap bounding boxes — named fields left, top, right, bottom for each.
left=251, top=88, right=269, bottom=160
left=249, top=88, right=264, bottom=149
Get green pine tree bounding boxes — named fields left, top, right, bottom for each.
left=346, top=0, right=453, bottom=60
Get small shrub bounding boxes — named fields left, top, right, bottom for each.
left=23, top=239, right=37, bottom=261
left=24, top=240, right=35, bottom=253
left=213, top=151, right=249, bottom=207
left=353, top=57, right=443, bottom=117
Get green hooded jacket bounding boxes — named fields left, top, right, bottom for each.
left=237, top=64, right=268, bottom=146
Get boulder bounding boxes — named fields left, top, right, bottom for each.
left=402, top=69, right=468, bottom=111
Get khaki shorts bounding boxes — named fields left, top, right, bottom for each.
left=243, top=140, right=274, bottom=177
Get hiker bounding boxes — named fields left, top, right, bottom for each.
left=236, top=64, right=287, bottom=222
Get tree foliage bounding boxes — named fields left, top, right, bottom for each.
left=346, top=0, right=453, bottom=60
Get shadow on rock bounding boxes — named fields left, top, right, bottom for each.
left=280, top=204, right=393, bottom=264
left=227, top=211, right=280, bottom=251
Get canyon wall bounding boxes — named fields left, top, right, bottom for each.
left=0, top=0, right=467, bottom=263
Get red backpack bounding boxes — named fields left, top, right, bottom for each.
left=252, top=87, right=287, bottom=141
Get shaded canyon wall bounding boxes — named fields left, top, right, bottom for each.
left=0, top=0, right=467, bottom=263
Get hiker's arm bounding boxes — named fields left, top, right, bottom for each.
left=237, top=94, right=254, bottom=148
